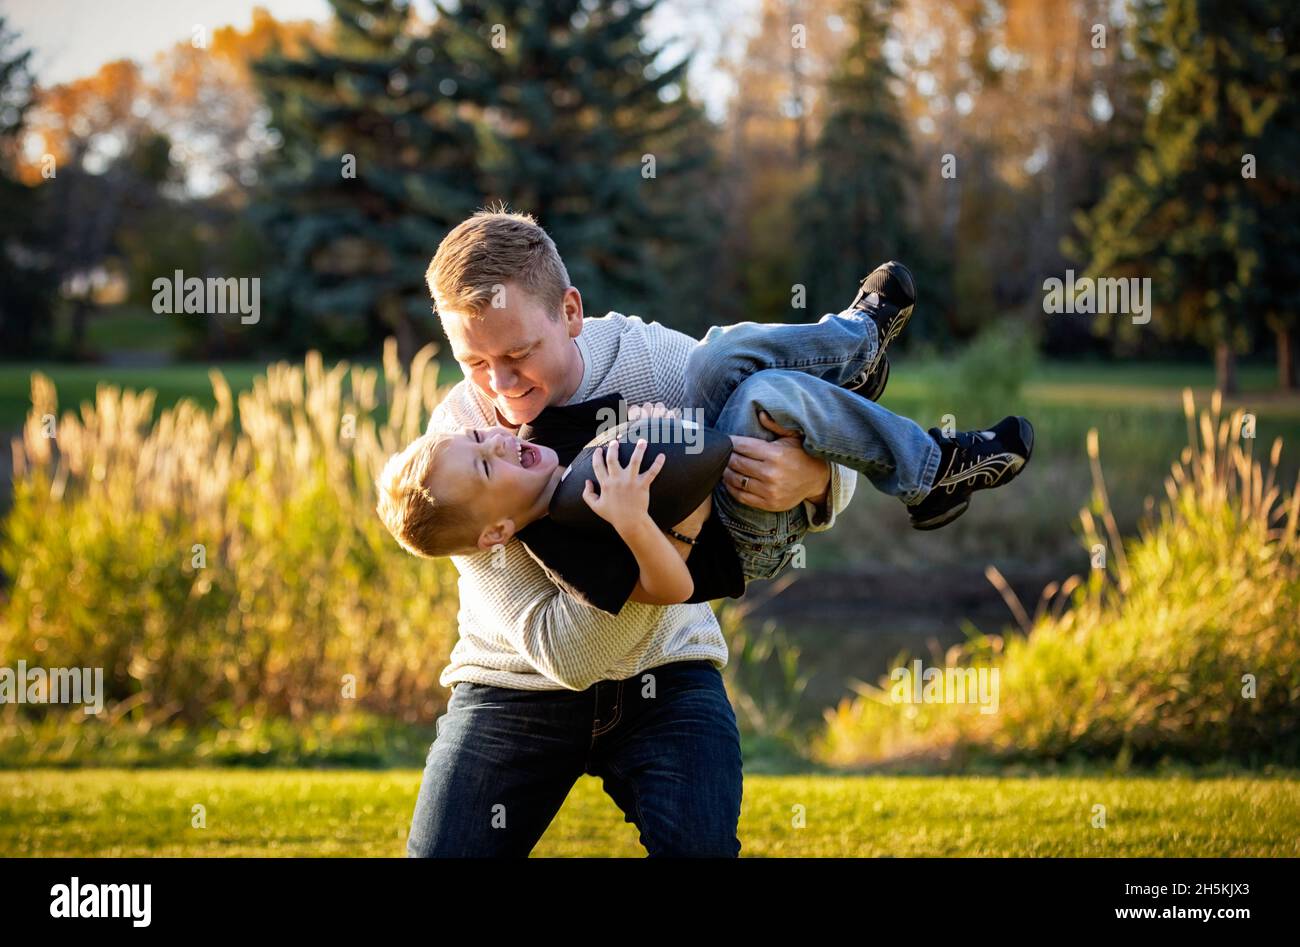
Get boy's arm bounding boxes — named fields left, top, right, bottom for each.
left=584, top=437, right=693, bottom=606
left=626, top=491, right=710, bottom=604
left=618, top=517, right=694, bottom=606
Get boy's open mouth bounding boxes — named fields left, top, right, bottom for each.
left=518, top=441, right=540, bottom=469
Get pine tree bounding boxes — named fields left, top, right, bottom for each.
left=427, top=0, right=722, bottom=330
left=0, top=18, right=54, bottom=358
left=1071, top=0, right=1300, bottom=393
left=254, top=0, right=483, bottom=360
left=254, top=0, right=723, bottom=357
left=795, top=0, right=917, bottom=325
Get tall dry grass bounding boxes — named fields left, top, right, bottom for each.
left=0, top=342, right=459, bottom=743
left=816, top=390, right=1300, bottom=768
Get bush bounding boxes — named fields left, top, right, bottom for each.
left=923, top=319, right=1037, bottom=425
left=815, top=390, right=1300, bottom=769
left=0, top=342, right=460, bottom=762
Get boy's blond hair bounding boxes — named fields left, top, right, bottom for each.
left=426, top=202, right=570, bottom=320
left=375, top=433, right=480, bottom=558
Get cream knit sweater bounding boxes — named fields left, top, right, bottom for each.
left=426, top=312, right=857, bottom=691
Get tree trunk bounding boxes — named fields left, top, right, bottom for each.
left=1215, top=340, right=1238, bottom=395
left=381, top=295, right=418, bottom=367
left=70, top=297, right=91, bottom=360
left=1278, top=326, right=1297, bottom=390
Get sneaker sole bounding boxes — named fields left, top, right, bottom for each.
left=851, top=262, right=916, bottom=385
left=852, top=354, right=890, bottom=401
left=911, top=498, right=970, bottom=530
left=868, top=263, right=914, bottom=370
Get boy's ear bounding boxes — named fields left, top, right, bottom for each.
left=477, top=519, right=516, bottom=550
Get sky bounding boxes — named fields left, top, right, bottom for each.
left=5, top=0, right=752, bottom=119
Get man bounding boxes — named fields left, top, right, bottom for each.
left=399, top=207, right=856, bottom=856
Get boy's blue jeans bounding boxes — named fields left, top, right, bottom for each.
left=684, top=307, right=941, bottom=580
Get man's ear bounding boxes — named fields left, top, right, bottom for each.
left=562, top=285, right=583, bottom=337
left=477, top=519, right=516, bottom=550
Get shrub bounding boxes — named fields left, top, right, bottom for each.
left=923, top=319, right=1038, bottom=424
left=0, top=341, right=460, bottom=758
left=816, top=390, right=1300, bottom=769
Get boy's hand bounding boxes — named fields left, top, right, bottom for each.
left=582, top=438, right=666, bottom=533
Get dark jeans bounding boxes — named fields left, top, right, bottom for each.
left=406, top=659, right=743, bottom=857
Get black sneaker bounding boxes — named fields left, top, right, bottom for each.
left=908, top=416, right=1034, bottom=530
left=845, top=261, right=915, bottom=399
left=856, top=353, right=890, bottom=402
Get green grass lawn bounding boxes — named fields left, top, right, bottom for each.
left=0, top=363, right=272, bottom=431
left=3, top=356, right=1296, bottom=429
left=0, top=359, right=448, bottom=431
left=3, top=770, right=1296, bottom=857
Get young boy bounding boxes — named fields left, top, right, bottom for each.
left=378, top=262, right=1033, bottom=614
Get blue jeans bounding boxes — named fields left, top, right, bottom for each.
left=684, top=308, right=941, bottom=580
left=406, top=660, right=742, bottom=857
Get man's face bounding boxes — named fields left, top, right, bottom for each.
left=432, top=426, right=563, bottom=543
left=441, top=282, right=584, bottom=428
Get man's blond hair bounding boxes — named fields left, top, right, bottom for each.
left=426, top=202, right=570, bottom=320
left=375, top=433, right=480, bottom=558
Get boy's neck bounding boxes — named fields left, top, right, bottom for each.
left=515, top=464, right=568, bottom=530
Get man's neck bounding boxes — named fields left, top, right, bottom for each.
left=555, top=337, right=585, bottom=406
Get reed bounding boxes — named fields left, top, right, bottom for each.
left=1, top=341, right=460, bottom=743
left=815, top=390, right=1300, bottom=768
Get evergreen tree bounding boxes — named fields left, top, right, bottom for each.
left=436, top=0, right=722, bottom=330
left=1071, top=0, right=1300, bottom=392
left=254, top=0, right=723, bottom=357
left=254, top=0, right=483, bottom=360
left=0, top=18, right=54, bottom=358
left=795, top=0, right=917, bottom=325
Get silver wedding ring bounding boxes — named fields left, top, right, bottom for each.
left=741, top=476, right=750, bottom=490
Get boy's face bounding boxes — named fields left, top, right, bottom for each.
left=432, top=425, right=564, bottom=546
left=441, top=282, right=584, bottom=429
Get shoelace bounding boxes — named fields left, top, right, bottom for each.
left=937, top=430, right=997, bottom=491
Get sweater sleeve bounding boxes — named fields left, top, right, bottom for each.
left=805, top=462, right=857, bottom=532
left=643, top=317, right=698, bottom=408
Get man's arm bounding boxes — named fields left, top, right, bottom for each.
left=804, top=459, right=856, bottom=532
left=723, top=414, right=857, bottom=532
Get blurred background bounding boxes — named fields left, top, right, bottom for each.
left=0, top=0, right=1296, bottom=787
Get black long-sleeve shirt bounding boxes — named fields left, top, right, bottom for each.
left=515, top=392, right=745, bottom=614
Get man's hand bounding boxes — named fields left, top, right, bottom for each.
left=626, top=401, right=680, bottom=421
left=724, top=410, right=830, bottom=513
